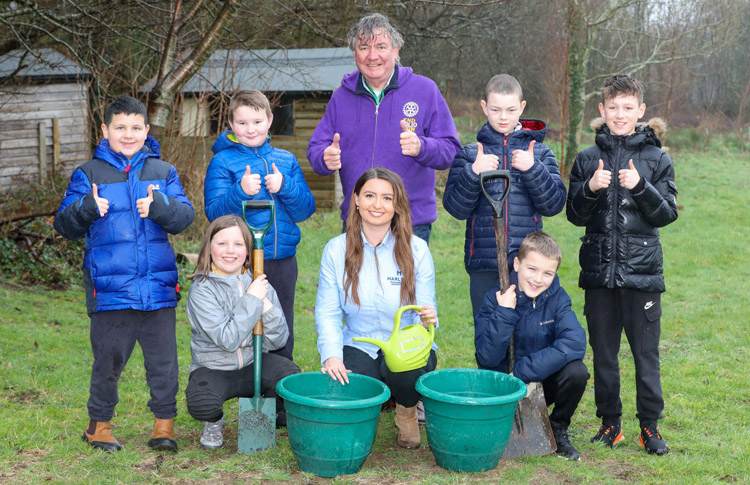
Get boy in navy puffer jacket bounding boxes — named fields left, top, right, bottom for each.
left=204, top=90, right=315, bottom=361
left=54, top=96, right=194, bottom=453
left=443, top=74, right=566, bottom=330
left=475, top=232, right=589, bottom=461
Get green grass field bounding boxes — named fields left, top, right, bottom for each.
left=0, top=147, right=748, bottom=484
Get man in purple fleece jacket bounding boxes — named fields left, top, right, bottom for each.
left=307, top=13, right=461, bottom=244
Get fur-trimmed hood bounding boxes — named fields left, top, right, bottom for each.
left=590, top=117, right=667, bottom=140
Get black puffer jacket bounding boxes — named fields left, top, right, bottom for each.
left=566, top=118, right=678, bottom=292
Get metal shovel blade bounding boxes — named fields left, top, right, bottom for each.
left=237, top=336, right=277, bottom=454
left=501, top=382, right=556, bottom=458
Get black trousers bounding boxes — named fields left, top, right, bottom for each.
left=343, top=346, right=437, bottom=407
left=585, top=288, right=664, bottom=425
left=543, top=360, right=590, bottom=430
left=184, top=353, right=300, bottom=427
left=87, top=308, right=178, bottom=421
left=264, top=255, right=297, bottom=361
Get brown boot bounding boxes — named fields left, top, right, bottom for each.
left=394, top=404, right=421, bottom=449
left=147, top=418, right=178, bottom=452
left=82, top=420, right=122, bottom=452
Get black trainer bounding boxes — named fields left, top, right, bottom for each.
left=639, top=423, right=669, bottom=455
left=552, top=427, right=580, bottom=461
left=590, top=420, right=624, bottom=447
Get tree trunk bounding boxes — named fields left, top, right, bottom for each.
left=147, top=0, right=241, bottom=140
left=564, top=0, right=589, bottom=167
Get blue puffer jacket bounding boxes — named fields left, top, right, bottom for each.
left=54, top=137, right=194, bottom=314
left=204, top=132, right=316, bottom=260
left=442, top=121, right=566, bottom=273
left=474, top=273, right=587, bottom=383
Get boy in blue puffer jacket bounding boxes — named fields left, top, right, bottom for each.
left=204, top=90, right=315, bottom=361
left=54, top=96, right=194, bottom=453
left=475, top=232, right=589, bottom=461
left=443, top=74, right=566, bottom=326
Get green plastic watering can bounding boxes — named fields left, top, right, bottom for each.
left=353, top=305, right=435, bottom=373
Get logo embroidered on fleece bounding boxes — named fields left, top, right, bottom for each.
left=539, top=319, right=554, bottom=325
left=403, top=102, right=419, bottom=117
left=644, top=301, right=655, bottom=310
left=388, top=269, right=403, bottom=286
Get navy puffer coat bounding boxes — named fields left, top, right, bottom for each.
left=474, top=272, right=586, bottom=383
left=566, top=118, right=678, bottom=292
left=442, top=120, right=566, bottom=272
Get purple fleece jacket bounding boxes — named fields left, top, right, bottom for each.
left=307, top=66, right=461, bottom=225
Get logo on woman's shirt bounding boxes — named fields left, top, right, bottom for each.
left=388, top=270, right=403, bottom=286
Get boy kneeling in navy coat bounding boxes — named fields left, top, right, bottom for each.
left=475, top=232, right=589, bottom=460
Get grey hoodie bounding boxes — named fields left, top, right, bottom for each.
left=187, top=270, right=288, bottom=373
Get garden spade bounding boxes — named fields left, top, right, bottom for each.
left=237, top=199, right=277, bottom=454
left=478, top=170, right=556, bottom=459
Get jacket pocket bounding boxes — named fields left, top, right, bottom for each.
left=579, top=234, right=603, bottom=274
left=624, top=235, right=662, bottom=275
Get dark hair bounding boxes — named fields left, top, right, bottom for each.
left=484, top=74, right=523, bottom=101
left=344, top=168, right=415, bottom=307
left=228, top=90, right=273, bottom=123
left=104, top=96, right=148, bottom=126
left=188, top=215, right=253, bottom=281
left=517, top=232, right=562, bottom=269
left=600, top=74, right=645, bottom=105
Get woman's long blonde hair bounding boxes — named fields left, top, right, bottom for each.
left=188, top=215, right=253, bottom=281
left=343, top=168, right=415, bottom=306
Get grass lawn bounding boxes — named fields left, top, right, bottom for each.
left=0, top=147, right=748, bottom=484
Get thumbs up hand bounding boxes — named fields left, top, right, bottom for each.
left=618, top=159, right=641, bottom=190
left=323, top=133, right=342, bottom=171
left=588, top=159, right=612, bottom=193
left=136, top=184, right=155, bottom=218
left=240, top=165, right=261, bottom=196
left=91, top=183, right=109, bottom=217
left=399, top=119, right=421, bottom=157
left=511, top=140, right=536, bottom=172
left=265, top=163, right=284, bottom=194
left=471, top=142, right=500, bottom=174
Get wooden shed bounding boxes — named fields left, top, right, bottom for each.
left=173, top=47, right=355, bottom=209
left=0, top=48, right=90, bottom=192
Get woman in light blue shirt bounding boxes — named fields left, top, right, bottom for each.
left=315, top=168, right=438, bottom=449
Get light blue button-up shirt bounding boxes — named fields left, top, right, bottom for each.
left=315, top=230, right=438, bottom=365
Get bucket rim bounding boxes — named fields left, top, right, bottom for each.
left=416, top=368, right=526, bottom=405
left=276, top=372, right=391, bottom=409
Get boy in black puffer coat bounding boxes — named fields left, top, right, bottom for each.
left=567, top=74, right=678, bottom=456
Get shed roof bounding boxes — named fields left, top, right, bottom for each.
left=0, top=48, right=90, bottom=80
left=179, top=47, right=355, bottom=94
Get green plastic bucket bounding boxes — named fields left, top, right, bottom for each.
left=416, top=368, right=526, bottom=472
left=276, top=372, right=391, bottom=477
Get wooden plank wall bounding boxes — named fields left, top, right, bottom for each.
left=273, top=98, right=339, bottom=210
left=0, top=83, right=89, bottom=192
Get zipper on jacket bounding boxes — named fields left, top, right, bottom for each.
left=128, top=171, right=143, bottom=303
left=503, top=135, right=510, bottom=252
left=236, top=275, right=244, bottom=368
left=257, top=149, right=278, bottom=259
left=608, top=142, right=622, bottom=287
left=370, top=104, right=380, bottom=168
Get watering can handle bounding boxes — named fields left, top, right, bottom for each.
left=393, top=305, right=435, bottom=337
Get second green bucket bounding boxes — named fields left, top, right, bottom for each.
left=276, top=372, right=390, bottom=477
left=416, top=368, right=526, bottom=472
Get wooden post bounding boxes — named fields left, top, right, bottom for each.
left=52, top=117, right=60, bottom=172
left=38, top=122, right=47, bottom=183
